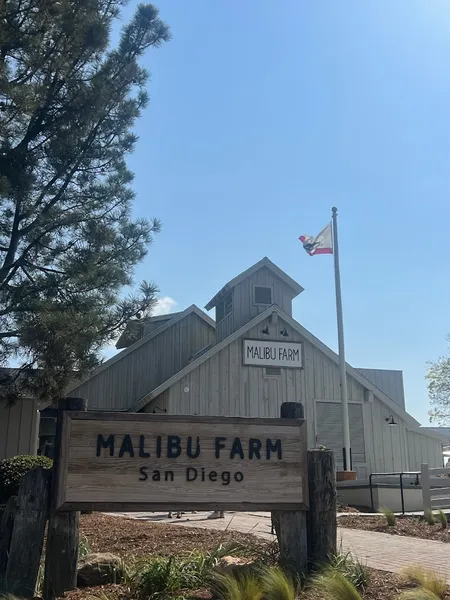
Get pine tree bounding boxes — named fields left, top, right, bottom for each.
left=0, top=0, right=171, bottom=402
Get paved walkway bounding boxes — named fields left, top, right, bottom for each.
left=110, top=511, right=450, bottom=581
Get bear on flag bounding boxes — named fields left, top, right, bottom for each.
left=299, top=223, right=333, bottom=256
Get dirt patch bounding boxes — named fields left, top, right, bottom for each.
left=338, top=514, right=450, bottom=542
left=80, top=513, right=266, bottom=558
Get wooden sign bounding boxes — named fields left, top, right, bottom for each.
left=243, top=340, right=303, bottom=368
left=56, top=412, right=308, bottom=512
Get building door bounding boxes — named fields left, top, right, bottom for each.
left=315, top=400, right=367, bottom=474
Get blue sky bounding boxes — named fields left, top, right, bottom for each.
left=111, top=1, right=450, bottom=425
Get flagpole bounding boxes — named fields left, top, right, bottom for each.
left=332, top=207, right=352, bottom=472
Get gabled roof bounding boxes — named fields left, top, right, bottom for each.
left=116, top=311, right=184, bottom=349
left=65, top=305, right=215, bottom=394
left=205, top=257, right=304, bottom=310
left=130, top=305, right=420, bottom=429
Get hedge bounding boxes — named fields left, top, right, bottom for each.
left=0, top=455, right=53, bottom=504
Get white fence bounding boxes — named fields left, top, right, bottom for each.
left=421, top=463, right=450, bottom=511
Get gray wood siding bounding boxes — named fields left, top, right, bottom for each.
left=357, top=369, right=405, bottom=409
left=167, top=315, right=305, bottom=419
left=0, top=399, right=39, bottom=459
left=216, top=312, right=234, bottom=342
left=406, top=429, right=443, bottom=469
left=164, top=314, right=366, bottom=457
left=215, top=268, right=296, bottom=342
left=141, top=390, right=170, bottom=414
left=71, top=313, right=215, bottom=410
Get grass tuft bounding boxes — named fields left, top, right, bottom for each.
left=398, top=590, right=442, bottom=600
left=313, top=569, right=363, bottom=600
left=78, top=534, right=92, bottom=558
left=378, top=507, right=396, bottom=526
left=437, top=509, right=448, bottom=529
left=424, top=509, right=436, bottom=526
left=130, top=542, right=246, bottom=598
left=327, top=550, right=370, bottom=590
left=402, top=565, right=427, bottom=586
left=401, top=566, right=447, bottom=599
left=262, top=567, right=296, bottom=600
left=211, top=571, right=263, bottom=600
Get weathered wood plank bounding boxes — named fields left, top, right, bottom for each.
left=0, top=496, right=17, bottom=581
left=276, top=510, right=308, bottom=575
left=4, top=468, right=51, bottom=597
left=56, top=414, right=307, bottom=511
left=273, top=402, right=308, bottom=577
left=44, top=397, right=87, bottom=600
left=307, top=448, right=337, bottom=569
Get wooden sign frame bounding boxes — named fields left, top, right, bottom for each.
left=55, top=412, right=308, bottom=512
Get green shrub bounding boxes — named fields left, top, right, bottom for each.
left=424, top=509, right=436, bottom=526
left=378, top=507, right=396, bottom=526
left=326, top=551, right=370, bottom=590
left=437, top=510, right=447, bottom=529
left=0, top=455, right=52, bottom=504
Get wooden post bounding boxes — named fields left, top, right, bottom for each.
left=43, top=397, right=88, bottom=600
left=4, top=468, right=51, bottom=597
left=0, top=496, right=17, bottom=582
left=307, top=448, right=337, bottom=569
left=272, top=402, right=308, bottom=576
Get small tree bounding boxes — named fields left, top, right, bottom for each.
left=0, top=0, right=171, bottom=402
left=426, top=343, right=450, bottom=425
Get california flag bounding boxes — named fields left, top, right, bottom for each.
left=299, top=223, right=333, bottom=256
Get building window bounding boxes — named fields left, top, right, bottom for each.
left=254, top=286, right=272, bottom=306
left=216, top=291, right=233, bottom=323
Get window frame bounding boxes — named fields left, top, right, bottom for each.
left=253, top=284, right=273, bottom=307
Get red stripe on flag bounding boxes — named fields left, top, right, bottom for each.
left=312, top=248, right=333, bottom=255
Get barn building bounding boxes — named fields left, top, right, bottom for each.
left=1, top=257, right=444, bottom=484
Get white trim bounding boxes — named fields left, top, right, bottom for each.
left=131, top=305, right=421, bottom=429
left=66, top=305, right=215, bottom=394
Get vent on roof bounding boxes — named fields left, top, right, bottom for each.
left=254, top=286, right=272, bottom=305
left=265, top=367, right=282, bottom=376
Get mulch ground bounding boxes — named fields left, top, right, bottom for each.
left=58, top=513, right=450, bottom=600
left=79, top=513, right=267, bottom=558
left=338, top=514, right=450, bottom=542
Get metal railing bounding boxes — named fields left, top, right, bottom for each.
left=369, top=471, right=420, bottom=514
